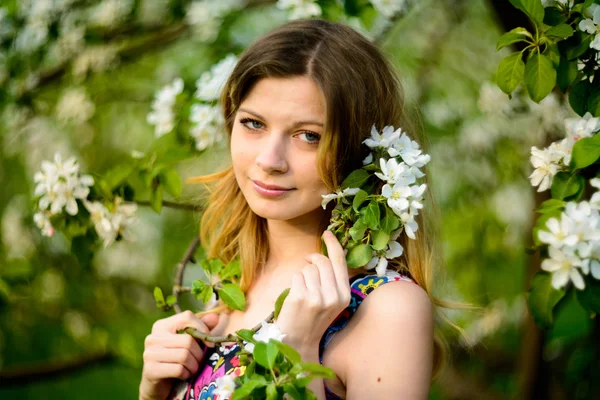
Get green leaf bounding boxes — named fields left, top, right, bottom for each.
left=535, top=199, right=566, bottom=214
left=232, top=379, right=266, bottom=399
left=340, top=169, right=370, bottom=189
left=509, top=0, right=545, bottom=25
left=557, top=58, right=578, bottom=93
left=274, top=288, right=290, bottom=319
left=236, top=329, right=257, bottom=343
left=587, top=83, right=600, bottom=117
left=201, top=258, right=224, bottom=275
left=191, top=279, right=207, bottom=297
left=301, top=362, right=336, bottom=379
left=371, top=230, right=390, bottom=251
left=571, top=135, right=600, bottom=170
left=496, top=52, right=525, bottom=95
left=220, top=258, right=241, bottom=281
left=161, top=168, right=182, bottom=198
left=576, top=277, right=600, bottom=313
left=352, top=189, right=369, bottom=211
left=362, top=201, right=380, bottom=229
left=543, top=7, right=567, bottom=25
left=150, top=183, right=163, bottom=213
left=275, top=341, right=302, bottom=364
left=527, top=271, right=566, bottom=329
left=349, top=219, right=367, bottom=242
left=546, top=23, right=574, bottom=39
left=103, top=164, right=135, bottom=190
left=346, top=243, right=373, bottom=268
left=543, top=43, right=561, bottom=67
left=569, top=79, right=591, bottom=116
left=253, top=341, right=278, bottom=369
left=153, top=287, right=165, bottom=308
left=550, top=172, right=585, bottom=200
left=217, top=283, right=246, bottom=310
left=524, top=53, right=557, bottom=103
left=380, top=210, right=400, bottom=234
left=201, top=286, right=213, bottom=304
left=266, top=383, right=278, bottom=400
left=566, top=34, right=592, bottom=60
left=166, top=295, right=177, bottom=306
left=283, top=384, right=305, bottom=400
left=496, top=28, right=531, bottom=51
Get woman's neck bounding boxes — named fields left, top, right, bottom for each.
left=263, top=210, right=324, bottom=275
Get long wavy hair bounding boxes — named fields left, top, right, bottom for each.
left=188, top=19, right=449, bottom=377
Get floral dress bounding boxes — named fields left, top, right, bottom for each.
left=167, top=270, right=414, bottom=400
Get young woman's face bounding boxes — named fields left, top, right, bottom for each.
left=231, top=76, right=329, bottom=224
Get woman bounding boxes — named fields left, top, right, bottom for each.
left=140, top=18, right=441, bottom=400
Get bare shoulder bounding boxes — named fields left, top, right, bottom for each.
left=341, top=279, right=435, bottom=398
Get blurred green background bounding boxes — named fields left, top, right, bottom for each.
left=0, top=0, right=597, bottom=398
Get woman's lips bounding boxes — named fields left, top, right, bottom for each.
left=251, top=180, right=295, bottom=198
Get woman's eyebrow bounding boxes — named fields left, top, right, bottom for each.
left=238, top=107, right=324, bottom=127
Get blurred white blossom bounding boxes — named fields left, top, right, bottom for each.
left=186, top=0, right=246, bottom=42
left=73, top=45, right=119, bottom=79
left=244, top=321, right=287, bottom=353
left=369, top=0, right=407, bottom=19
left=276, top=0, right=322, bottom=20
left=56, top=87, right=96, bottom=124
left=89, top=0, right=133, bottom=28
left=194, top=54, right=237, bottom=102
left=189, top=104, right=224, bottom=151
left=147, top=77, right=184, bottom=137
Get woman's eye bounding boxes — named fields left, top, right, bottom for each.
left=240, top=118, right=264, bottom=130
left=298, top=132, right=321, bottom=145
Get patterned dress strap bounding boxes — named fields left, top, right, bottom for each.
left=318, top=269, right=414, bottom=363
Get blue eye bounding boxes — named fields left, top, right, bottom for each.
left=240, top=117, right=264, bottom=130
left=298, top=131, right=321, bottom=145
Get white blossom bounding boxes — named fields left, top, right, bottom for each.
left=186, top=0, right=246, bottom=42
left=374, top=158, right=417, bottom=186
left=189, top=104, right=224, bottom=151
left=538, top=217, right=579, bottom=248
left=387, top=131, right=430, bottom=168
left=147, top=77, right=184, bottom=137
left=365, top=230, right=404, bottom=276
left=244, top=321, right=287, bottom=353
left=363, top=125, right=401, bottom=149
left=590, top=178, right=600, bottom=208
left=83, top=197, right=137, bottom=248
left=194, top=54, right=237, bottom=102
left=579, top=4, right=600, bottom=51
left=56, top=87, right=95, bottom=124
left=89, top=0, right=133, bottom=28
left=276, top=0, right=322, bottom=20
left=33, top=152, right=94, bottom=217
left=542, top=246, right=586, bottom=290
left=321, top=187, right=360, bottom=209
left=214, top=374, right=237, bottom=400
left=34, top=210, right=55, bottom=237
left=564, top=112, right=600, bottom=141
left=72, top=45, right=119, bottom=79
left=369, top=0, right=407, bottom=19
left=478, top=81, right=513, bottom=115
left=529, top=143, right=568, bottom=192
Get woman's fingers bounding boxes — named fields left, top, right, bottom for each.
left=143, top=361, right=194, bottom=381
left=145, top=333, right=204, bottom=362
left=143, top=347, right=200, bottom=376
left=322, top=231, right=350, bottom=288
left=152, top=310, right=215, bottom=348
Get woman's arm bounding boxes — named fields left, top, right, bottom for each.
left=343, top=280, right=434, bottom=399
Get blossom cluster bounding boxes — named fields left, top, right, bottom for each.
left=538, top=188, right=600, bottom=290
left=146, top=77, right=184, bottom=138
left=321, top=125, right=430, bottom=276
left=579, top=3, right=600, bottom=51
left=190, top=54, right=237, bottom=151
left=276, top=0, right=322, bottom=20
left=146, top=54, right=236, bottom=151
left=529, top=112, right=600, bottom=192
left=33, top=152, right=95, bottom=236
left=365, top=125, right=430, bottom=239
left=185, top=0, right=246, bottom=42
left=83, top=197, right=138, bottom=248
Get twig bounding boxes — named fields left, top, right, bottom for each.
left=172, top=235, right=202, bottom=313
left=135, top=200, right=203, bottom=211
left=182, top=311, right=275, bottom=344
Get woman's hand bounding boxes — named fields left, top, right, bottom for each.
left=275, top=230, right=351, bottom=355
left=139, top=311, right=220, bottom=400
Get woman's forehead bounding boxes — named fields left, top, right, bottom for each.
left=239, top=76, right=326, bottom=124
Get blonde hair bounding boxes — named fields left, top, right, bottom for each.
left=188, top=19, right=452, bottom=377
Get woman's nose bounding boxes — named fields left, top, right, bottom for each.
left=255, top=134, right=288, bottom=174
